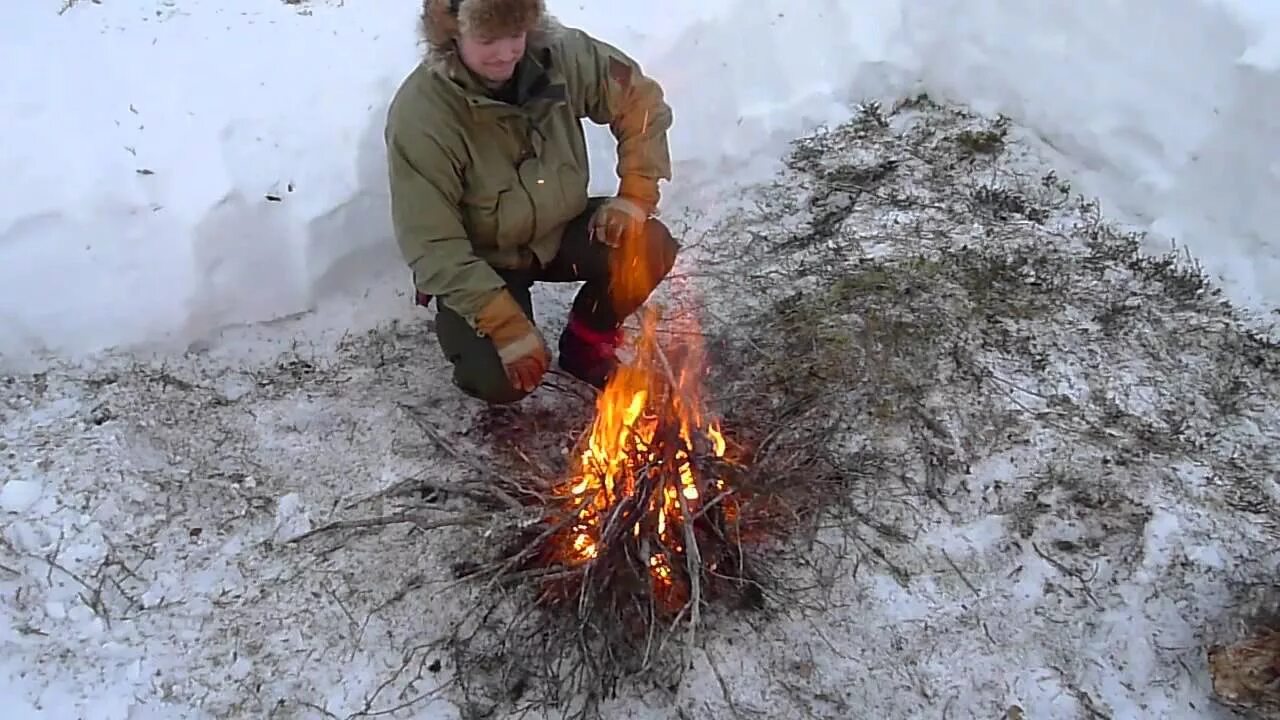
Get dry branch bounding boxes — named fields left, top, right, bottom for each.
left=288, top=512, right=488, bottom=544
left=399, top=402, right=527, bottom=511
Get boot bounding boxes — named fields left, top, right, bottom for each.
left=558, top=314, right=621, bottom=389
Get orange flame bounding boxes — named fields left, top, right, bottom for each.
left=553, top=306, right=731, bottom=596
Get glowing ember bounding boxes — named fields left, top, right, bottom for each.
left=539, top=306, right=744, bottom=612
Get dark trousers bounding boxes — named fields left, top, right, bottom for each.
left=435, top=197, right=678, bottom=404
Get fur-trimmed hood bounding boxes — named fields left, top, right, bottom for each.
left=419, top=0, right=561, bottom=70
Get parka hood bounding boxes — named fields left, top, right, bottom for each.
left=419, top=0, right=561, bottom=71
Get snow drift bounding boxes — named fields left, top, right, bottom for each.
left=1, top=0, right=1277, bottom=365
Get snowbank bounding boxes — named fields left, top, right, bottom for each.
left=906, top=0, right=1280, bottom=324
left=1, top=0, right=1277, bottom=365
left=0, top=0, right=421, bottom=363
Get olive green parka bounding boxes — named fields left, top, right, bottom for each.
left=384, top=14, right=674, bottom=328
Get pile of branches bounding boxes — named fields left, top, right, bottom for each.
left=449, top=421, right=761, bottom=713
left=291, top=306, right=868, bottom=718
left=504, top=419, right=760, bottom=622
left=411, top=311, right=847, bottom=718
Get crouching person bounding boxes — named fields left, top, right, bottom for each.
left=384, top=0, right=679, bottom=404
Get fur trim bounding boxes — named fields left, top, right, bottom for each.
left=420, top=0, right=548, bottom=66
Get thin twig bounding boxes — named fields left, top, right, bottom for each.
left=675, top=474, right=703, bottom=648
left=287, top=512, right=486, bottom=544
left=705, top=647, right=747, bottom=720
left=398, top=402, right=524, bottom=510
left=940, top=548, right=979, bottom=597
left=1032, top=542, right=1101, bottom=609
left=345, top=474, right=513, bottom=511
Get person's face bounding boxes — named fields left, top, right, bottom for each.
left=457, top=31, right=526, bottom=86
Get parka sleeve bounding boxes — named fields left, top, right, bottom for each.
left=557, top=28, right=673, bottom=208
left=385, top=124, right=505, bottom=328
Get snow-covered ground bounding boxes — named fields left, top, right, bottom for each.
left=3, top=1, right=1280, bottom=719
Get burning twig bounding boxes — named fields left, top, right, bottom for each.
left=675, top=479, right=703, bottom=648
left=520, top=308, right=756, bottom=618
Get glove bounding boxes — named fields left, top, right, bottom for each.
left=475, top=290, right=549, bottom=393
left=589, top=196, right=651, bottom=248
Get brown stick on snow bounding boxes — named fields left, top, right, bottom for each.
left=399, top=402, right=525, bottom=511
left=287, top=512, right=487, bottom=544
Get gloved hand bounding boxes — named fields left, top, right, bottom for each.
left=475, top=289, right=549, bottom=393
left=589, top=195, right=651, bottom=248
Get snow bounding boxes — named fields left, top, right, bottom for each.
left=3, top=1, right=1280, bottom=719
left=0, top=480, right=44, bottom=514
left=3, top=0, right=1278, bottom=366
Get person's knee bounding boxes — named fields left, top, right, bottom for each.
left=454, top=364, right=531, bottom=405
left=643, top=218, right=679, bottom=278
left=474, top=384, right=532, bottom=405
left=435, top=298, right=536, bottom=405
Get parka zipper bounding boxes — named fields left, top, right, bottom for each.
left=518, top=114, right=542, bottom=251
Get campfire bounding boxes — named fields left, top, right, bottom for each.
left=297, top=296, right=847, bottom=714
left=520, top=306, right=760, bottom=621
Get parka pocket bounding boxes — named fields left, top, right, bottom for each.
left=461, top=193, right=501, bottom=252
left=493, top=186, right=535, bottom=251
left=556, top=162, right=589, bottom=213
left=537, top=162, right=587, bottom=232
